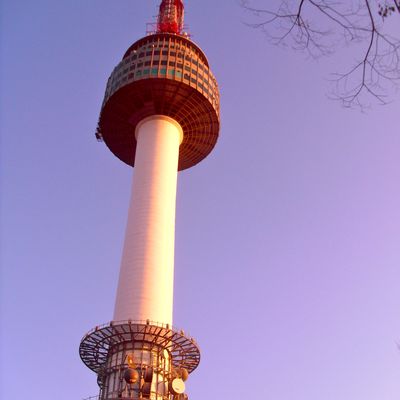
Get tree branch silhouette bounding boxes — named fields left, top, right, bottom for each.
left=241, top=0, right=400, bottom=108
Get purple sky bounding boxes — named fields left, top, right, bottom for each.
left=1, top=1, right=399, bottom=399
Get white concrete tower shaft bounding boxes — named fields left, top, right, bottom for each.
left=113, top=115, right=183, bottom=326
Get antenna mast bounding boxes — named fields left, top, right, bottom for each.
left=157, top=0, right=184, bottom=34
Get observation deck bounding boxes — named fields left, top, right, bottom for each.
left=97, top=33, right=220, bottom=171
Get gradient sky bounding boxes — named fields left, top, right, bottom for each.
left=1, top=1, right=400, bottom=399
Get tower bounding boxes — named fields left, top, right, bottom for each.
left=79, top=1, right=220, bottom=399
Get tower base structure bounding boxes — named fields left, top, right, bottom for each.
left=80, top=320, right=200, bottom=400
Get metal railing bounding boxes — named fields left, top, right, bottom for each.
left=80, top=319, right=195, bottom=344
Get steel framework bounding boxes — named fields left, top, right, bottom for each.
left=80, top=321, right=200, bottom=375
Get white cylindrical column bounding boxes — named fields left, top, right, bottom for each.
left=113, top=115, right=183, bottom=326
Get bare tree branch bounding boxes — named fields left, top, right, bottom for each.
left=241, top=0, right=400, bottom=108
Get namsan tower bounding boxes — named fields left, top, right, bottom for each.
left=79, top=1, right=220, bottom=399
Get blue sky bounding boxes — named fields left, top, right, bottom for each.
left=1, top=1, right=400, bottom=399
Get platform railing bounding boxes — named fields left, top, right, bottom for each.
left=80, top=319, right=195, bottom=344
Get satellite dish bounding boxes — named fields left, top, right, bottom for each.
left=171, top=367, right=179, bottom=379
left=178, top=367, right=189, bottom=382
left=169, top=378, right=185, bottom=395
left=142, top=382, right=152, bottom=397
left=123, top=368, right=139, bottom=384
left=143, top=367, right=154, bottom=383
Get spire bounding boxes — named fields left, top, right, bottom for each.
left=157, top=0, right=184, bottom=35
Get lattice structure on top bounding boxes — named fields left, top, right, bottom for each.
left=157, top=0, right=184, bottom=34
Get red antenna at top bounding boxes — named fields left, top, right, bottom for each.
left=156, top=0, right=184, bottom=35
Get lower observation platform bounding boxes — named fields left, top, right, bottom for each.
left=79, top=320, right=201, bottom=377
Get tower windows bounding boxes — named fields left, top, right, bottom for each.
left=105, top=38, right=218, bottom=117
